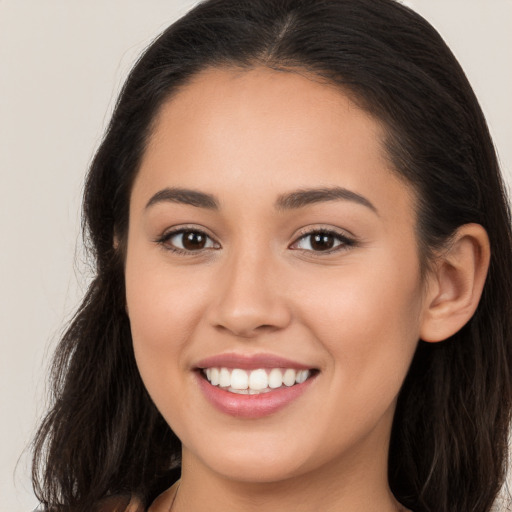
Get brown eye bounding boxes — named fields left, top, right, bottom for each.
left=162, top=229, right=218, bottom=252
left=182, top=231, right=207, bottom=250
left=291, top=230, right=354, bottom=253
left=310, top=233, right=336, bottom=251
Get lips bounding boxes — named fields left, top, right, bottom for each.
left=195, top=353, right=314, bottom=370
left=194, top=353, right=318, bottom=418
left=203, top=367, right=311, bottom=393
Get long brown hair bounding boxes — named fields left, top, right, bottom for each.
left=32, top=1, right=512, bottom=510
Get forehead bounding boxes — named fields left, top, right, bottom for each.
left=134, top=66, right=413, bottom=222
left=146, top=66, right=384, bottom=172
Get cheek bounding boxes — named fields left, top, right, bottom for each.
left=124, top=256, right=210, bottom=433
left=124, top=243, right=204, bottom=379
left=296, top=255, right=423, bottom=394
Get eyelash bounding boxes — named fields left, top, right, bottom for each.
left=290, top=228, right=356, bottom=255
left=155, top=227, right=356, bottom=255
left=155, top=227, right=220, bottom=255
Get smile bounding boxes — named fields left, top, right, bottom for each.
left=202, top=367, right=312, bottom=394
left=194, top=354, right=319, bottom=418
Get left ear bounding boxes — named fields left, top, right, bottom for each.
left=420, top=223, right=490, bottom=343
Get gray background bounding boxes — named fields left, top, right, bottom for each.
left=1, top=1, right=511, bottom=510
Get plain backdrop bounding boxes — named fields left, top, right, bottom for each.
left=1, top=1, right=511, bottom=511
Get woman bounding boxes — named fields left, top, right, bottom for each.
left=31, top=0, right=512, bottom=511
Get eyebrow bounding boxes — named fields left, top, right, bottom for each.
left=145, top=185, right=377, bottom=214
left=145, top=187, right=219, bottom=210
left=275, top=187, right=378, bottom=214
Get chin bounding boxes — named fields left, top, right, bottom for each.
left=205, top=454, right=311, bottom=484
left=183, top=430, right=317, bottom=483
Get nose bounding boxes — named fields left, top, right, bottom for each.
left=207, top=249, right=292, bottom=338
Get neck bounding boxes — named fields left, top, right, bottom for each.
left=170, top=428, right=403, bottom=512
left=175, top=472, right=402, bottom=512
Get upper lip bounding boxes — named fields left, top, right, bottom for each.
left=195, top=353, right=316, bottom=370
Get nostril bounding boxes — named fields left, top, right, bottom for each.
left=213, top=322, right=281, bottom=339
left=207, top=271, right=293, bottom=336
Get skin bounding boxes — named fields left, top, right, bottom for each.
left=124, top=67, right=489, bottom=511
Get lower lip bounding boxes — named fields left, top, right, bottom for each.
left=196, top=372, right=316, bottom=419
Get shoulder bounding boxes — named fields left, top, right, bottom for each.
left=94, top=495, right=145, bottom=512
left=32, top=495, right=144, bottom=512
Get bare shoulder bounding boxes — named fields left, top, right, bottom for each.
left=147, top=481, right=180, bottom=512
left=93, top=495, right=145, bottom=512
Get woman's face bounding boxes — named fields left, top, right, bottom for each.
left=125, top=67, right=429, bottom=484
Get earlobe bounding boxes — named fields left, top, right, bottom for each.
left=420, top=223, right=490, bottom=343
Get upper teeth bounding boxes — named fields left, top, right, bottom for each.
left=203, top=367, right=311, bottom=394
